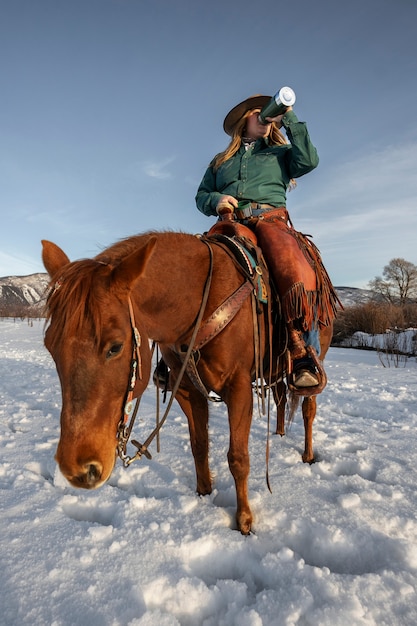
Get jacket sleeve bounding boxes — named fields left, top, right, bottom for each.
left=195, top=165, right=223, bottom=217
left=281, top=110, right=319, bottom=178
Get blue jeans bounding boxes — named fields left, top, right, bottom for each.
left=304, top=329, right=320, bottom=356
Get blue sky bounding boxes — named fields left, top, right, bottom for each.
left=1, top=0, right=416, bottom=287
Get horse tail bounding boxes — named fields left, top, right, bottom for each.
left=287, top=389, right=301, bottom=428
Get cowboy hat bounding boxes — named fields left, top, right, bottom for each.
left=223, top=94, right=271, bottom=136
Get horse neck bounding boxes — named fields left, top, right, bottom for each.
left=132, top=233, right=210, bottom=344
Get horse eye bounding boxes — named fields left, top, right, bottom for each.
left=106, top=343, right=123, bottom=359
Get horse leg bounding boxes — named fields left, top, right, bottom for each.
left=225, top=380, right=254, bottom=535
left=174, top=385, right=212, bottom=495
left=300, top=325, right=331, bottom=463
left=302, top=395, right=317, bottom=463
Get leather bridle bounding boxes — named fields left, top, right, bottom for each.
left=116, top=239, right=215, bottom=467
left=116, top=296, right=151, bottom=466
left=115, top=235, right=271, bottom=469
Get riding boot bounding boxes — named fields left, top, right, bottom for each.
left=287, top=324, right=307, bottom=360
left=153, top=358, right=169, bottom=388
left=293, top=356, right=319, bottom=387
left=289, top=346, right=327, bottom=396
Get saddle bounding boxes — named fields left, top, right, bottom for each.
left=206, top=211, right=341, bottom=395
left=207, top=210, right=340, bottom=332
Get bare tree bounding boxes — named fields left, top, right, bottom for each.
left=368, top=258, right=417, bottom=305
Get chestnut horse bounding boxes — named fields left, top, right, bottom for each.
left=42, top=232, right=331, bottom=534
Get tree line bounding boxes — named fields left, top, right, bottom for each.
left=333, top=258, right=417, bottom=345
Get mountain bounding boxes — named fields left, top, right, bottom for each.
left=333, top=286, right=374, bottom=308
left=0, top=273, right=373, bottom=316
left=0, top=273, right=50, bottom=313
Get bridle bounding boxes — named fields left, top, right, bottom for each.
left=116, top=239, right=215, bottom=467
left=116, top=297, right=150, bottom=466
left=115, top=235, right=275, bottom=471
left=114, top=237, right=277, bottom=493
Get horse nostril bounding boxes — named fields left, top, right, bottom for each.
left=86, top=463, right=102, bottom=486
left=72, top=462, right=103, bottom=488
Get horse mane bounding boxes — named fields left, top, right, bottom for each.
left=95, top=232, right=160, bottom=265
left=95, top=230, right=192, bottom=264
left=44, top=258, right=114, bottom=352
left=44, top=231, right=192, bottom=351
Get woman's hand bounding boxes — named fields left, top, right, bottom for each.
left=265, top=105, right=293, bottom=128
left=216, top=195, right=238, bottom=216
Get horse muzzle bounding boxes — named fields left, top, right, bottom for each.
left=55, top=453, right=112, bottom=489
left=73, top=461, right=104, bottom=489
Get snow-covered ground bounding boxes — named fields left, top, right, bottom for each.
left=1, top=319, right=417, bottom=626
left=344, top=329, right=417, bottom=359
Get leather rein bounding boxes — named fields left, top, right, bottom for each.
left=116, top=238, right=215, bottom=466
left=116, top=236, right=265, bottom=467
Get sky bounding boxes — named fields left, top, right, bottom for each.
left=1, top=0, right=417, bottom=288
left=1, top=320, right=417, bottom=624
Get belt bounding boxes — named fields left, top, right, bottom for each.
left=250, top=203, right=276, bottom=210
left=249, top=203, right=277, bottom=217
left=235, top=202, right=286, bottom=220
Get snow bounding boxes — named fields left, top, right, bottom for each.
left=345, top=329, right=416, bottom=357
left=1, top=318, right=417, bottom=626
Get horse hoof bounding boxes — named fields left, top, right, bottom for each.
left=302, top=454, right=315, bottom=464
left=237, top=514, right=252, bottom=535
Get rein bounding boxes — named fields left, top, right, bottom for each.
left=116, top=297, right=149, bottom=466
left=116, top=240, right=215, bottom=467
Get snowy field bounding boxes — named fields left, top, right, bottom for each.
left=1, top=319, right=417, bottom=626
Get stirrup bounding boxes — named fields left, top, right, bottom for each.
left=287, top=346, right=327, bottom=396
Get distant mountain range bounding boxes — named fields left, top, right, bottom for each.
left=0, top=273, right=50, bottom=313
left=333, top=286, right=374, bottom=308
left=0, top=273, right=373, bottom=315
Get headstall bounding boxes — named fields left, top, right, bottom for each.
left=116, top=239, right=215, bottom=467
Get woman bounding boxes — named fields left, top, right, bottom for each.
left=195, top=93, right=333, bottom=389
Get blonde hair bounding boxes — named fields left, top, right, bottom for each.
left=212, top=108, right=289, bottom=171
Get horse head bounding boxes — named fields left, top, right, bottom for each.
left=41, top=238, right=156, bottom=489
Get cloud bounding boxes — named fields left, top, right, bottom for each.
left=290, top=138, right=417, bottom=286
left=0, top=250, right=44, bottom=277
left=125, top=156, right=177, bottom=183
left=321, top=140, right=416, bottom=208
left=142, top=156, right=176, bottom=180
left=296, top=139, right=417, bottom=237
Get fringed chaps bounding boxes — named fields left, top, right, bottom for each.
left=254, top=216, right=340, bottom=332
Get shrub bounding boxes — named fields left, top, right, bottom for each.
left=332, top=302, right=417, bottom=345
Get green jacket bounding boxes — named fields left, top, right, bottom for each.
left=195, top=110, right=319, bottom=217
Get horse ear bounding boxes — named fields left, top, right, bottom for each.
left=41, top=240, right=71, bottom=277
left=111, top=237, right=157, bottom=290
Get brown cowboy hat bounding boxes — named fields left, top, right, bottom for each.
left=223, top=94, right=271, bottom=136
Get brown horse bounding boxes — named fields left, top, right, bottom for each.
left=42, top=232, right=331, bottom=534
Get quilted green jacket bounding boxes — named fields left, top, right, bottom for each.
left=195, top=110, right=319, bottom=217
